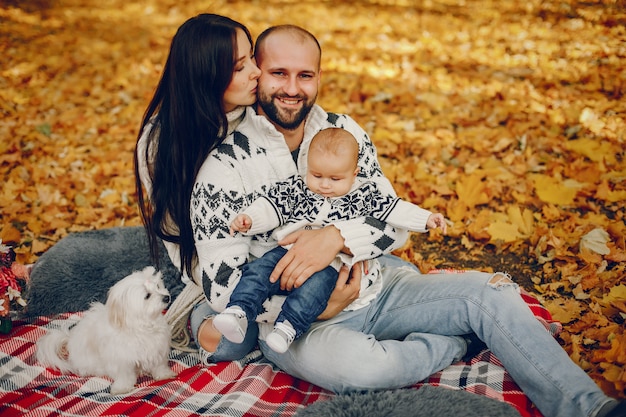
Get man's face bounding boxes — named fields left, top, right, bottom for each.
left=256, top=32, right=321, bottom=130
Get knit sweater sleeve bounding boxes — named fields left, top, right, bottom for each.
left=191, top=157, right=253, bottom=313
left=240, top=196, right=282, bottom=235
left=240, top=175, right=304, bottom=235
left=358, top=182, right=433, bottom=232
left=383, top=200, right=433, bottom=232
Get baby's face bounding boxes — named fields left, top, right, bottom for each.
left=306, top=150, right=357, bottom=198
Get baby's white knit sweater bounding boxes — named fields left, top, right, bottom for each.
left=242, top=175, right=433, bottom=240
left=238, top=174, right=433, bottom=311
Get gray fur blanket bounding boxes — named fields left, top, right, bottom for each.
left=294, top=386, right=520, bottom=417
left=23, top=227, right=183, bottom=317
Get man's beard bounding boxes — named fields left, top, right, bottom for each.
left=257, top=91, right=316, bottom=130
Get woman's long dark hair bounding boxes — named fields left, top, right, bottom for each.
left=134, top=14, right=253, bottom=278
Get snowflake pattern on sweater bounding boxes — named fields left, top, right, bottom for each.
left=253, top=176, right=423, bottom=233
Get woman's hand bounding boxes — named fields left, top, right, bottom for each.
left=270, top=226, right=345, bottom=290
left=317, top=262, right=363, bottom=320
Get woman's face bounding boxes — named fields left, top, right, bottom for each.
left=223, top=29, right=261, bottom=112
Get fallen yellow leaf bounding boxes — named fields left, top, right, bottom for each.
left=530, top=174, right=579, bottom=206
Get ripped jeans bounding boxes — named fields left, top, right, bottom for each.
left=189, top=254, right=417, bottom=361
left=260, top=267, right=612, bottom=417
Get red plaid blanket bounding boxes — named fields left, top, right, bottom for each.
left=0, top=291, right=558, bottom=417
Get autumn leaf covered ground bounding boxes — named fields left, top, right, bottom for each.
left=1, top=0, right=625, bottom=399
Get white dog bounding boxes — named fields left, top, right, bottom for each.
left=36, top=266, right=176, bottom=394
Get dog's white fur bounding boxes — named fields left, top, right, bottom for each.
left=36, top=266, right=176, bottom=394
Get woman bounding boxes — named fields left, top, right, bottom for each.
left=134, top=13, right=265, bottom=359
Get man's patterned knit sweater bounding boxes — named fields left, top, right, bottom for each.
left=189, top=105, right=408, bottom=322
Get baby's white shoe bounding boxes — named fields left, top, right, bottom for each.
left=266, top=320, right=296, bottom=353
left=213, top=306, right=247, bottom=343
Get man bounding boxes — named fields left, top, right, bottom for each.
left=253, top=26, right=397, bottom=294
left=245, top=26, right=624, bottom=417
left=192, top=25, right=622, bottom=417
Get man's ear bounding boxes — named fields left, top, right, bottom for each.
left=353, top=166, right=359, bottom=177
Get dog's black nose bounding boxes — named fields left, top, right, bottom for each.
left=163, top=295, right=171, bottom=304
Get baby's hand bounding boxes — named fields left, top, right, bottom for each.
left=426, top=213, right=447, bottom=234
left=230, top=214, right=252, bottom=235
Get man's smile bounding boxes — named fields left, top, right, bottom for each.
left=276, top=96, right=303, bottom=106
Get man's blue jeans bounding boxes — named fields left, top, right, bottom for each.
left=191, top=256, right=612, bottom=417
left=228, top=246, right=337, bottom=338
left=260, top=267, right=612, bottom=417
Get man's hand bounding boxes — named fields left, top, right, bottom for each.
left=270, top=226, right=344, bottom=290
left=317, top=262, right=363, bottom=320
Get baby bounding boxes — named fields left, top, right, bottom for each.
left=213, top=128, right=446, bottom=353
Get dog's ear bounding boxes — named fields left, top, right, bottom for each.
left=107, top=288, right=128, bottom=329
left=107, top=297, right=126, bottom=329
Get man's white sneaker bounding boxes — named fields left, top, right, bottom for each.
left=266, top=321, right=296, bottom=353
left=212, top=306, right=248, bottom=343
